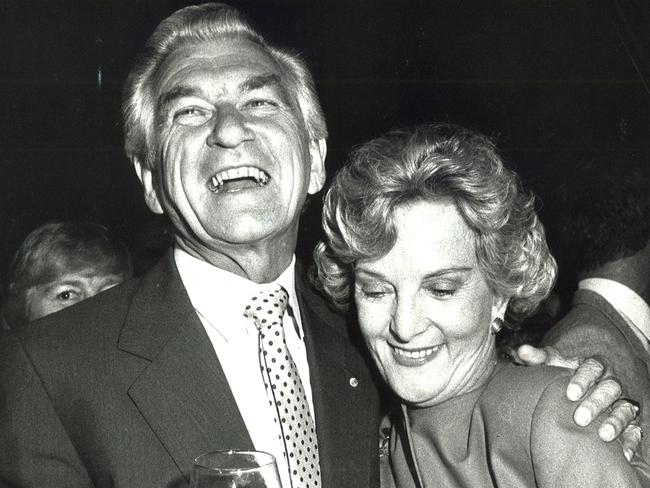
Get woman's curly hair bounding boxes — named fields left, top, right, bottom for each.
left=314, top=123, right=557, bottom=321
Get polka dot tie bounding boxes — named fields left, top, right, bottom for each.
left=244, top=286, right=321, bottom=488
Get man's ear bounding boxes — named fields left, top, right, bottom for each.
left=307, top=138, right=327, bottom=195
left=132, top=157, right=164, bottom=214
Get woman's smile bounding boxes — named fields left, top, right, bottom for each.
left=390, top=343, right=444, bottom=366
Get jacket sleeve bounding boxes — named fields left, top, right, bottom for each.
left=0, top=330, right=94, bottom=487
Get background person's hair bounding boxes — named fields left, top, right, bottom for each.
left=3, top=221, right=133, bottom=325
left=552, top=152, right=649, bottom=277
left=314, top=123, right=557, bottom=320
left=122, top=2, right=327, bottom=171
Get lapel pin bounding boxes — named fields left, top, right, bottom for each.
left=349, top=377, right=359, bottom=388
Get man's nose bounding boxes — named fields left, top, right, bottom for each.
left=206, top=105, right=255, bottom=148
left=390, top=296, right=428, bottom=343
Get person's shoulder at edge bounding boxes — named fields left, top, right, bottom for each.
left=542, top=298, right=618, bottom=348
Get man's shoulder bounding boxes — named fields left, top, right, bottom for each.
left=6, top=277, right=141, bottom=367
left=23, top=276, right=139, bottom=332
left=16, top=254, right=181, bottom=343
left=543, top=290, right=628, bottom=348
left=295, top=264, right=349, bottom=328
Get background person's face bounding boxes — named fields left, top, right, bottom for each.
left=24, top=268, right=125, bottom=321
left=141, top=38, right=325, bottom=263
left=354, top=199, right=507, bottom=407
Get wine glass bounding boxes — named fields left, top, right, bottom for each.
left=190, top=450, right=282, bottom=488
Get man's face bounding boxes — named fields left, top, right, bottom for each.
left=23, top=268, right=125, bottom=321
left=139, top=38, right=326, bottom=264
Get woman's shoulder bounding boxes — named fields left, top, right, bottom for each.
left=488, top=361, right=572, bottom=390
left=479, top=362, right=573, bottom=422
left=474, top=363, right=574, bottom=452
left=482, top=363, right=642, bottom=487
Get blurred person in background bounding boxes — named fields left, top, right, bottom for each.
left=2, top=221, right=133, bottom=327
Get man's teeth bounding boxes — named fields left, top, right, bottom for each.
left=210, top=167, right=270, bottom=190
left=392, top=345, right=440, bottom=359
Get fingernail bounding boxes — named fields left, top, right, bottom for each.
left=624, top=448, right=633, bottom=462
left=566, top=383, right=582, bottom=402
left=574, top=406, right=592, bottom=426
left=599, top=424, right=615, bottom=442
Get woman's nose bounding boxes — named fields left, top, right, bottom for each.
left=206, top=105, right=255, bottom=148
left=390, top=297, right=428, bottom=343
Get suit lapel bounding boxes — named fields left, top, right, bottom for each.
left=117, top=254, right=253, bottom=481
left=295, top=267, right=377, bottom=488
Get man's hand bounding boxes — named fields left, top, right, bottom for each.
left=515, top=344, right=640, bottom=457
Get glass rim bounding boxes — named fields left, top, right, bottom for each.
left=193, top=449, right=276, bottom=474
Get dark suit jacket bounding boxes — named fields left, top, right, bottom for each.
left=0, top=253, right=379, bottom=487
left=542, top=288, right=650, bottom=460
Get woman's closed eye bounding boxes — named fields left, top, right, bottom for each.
left=356, top=284, right=393, bottom=301
left=423, top=280, right=459, bottom=298
left=426, top=287, right=456, bottom=298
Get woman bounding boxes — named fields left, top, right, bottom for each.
left=314, top=124, right=649, bottom=487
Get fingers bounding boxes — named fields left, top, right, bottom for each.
left=541, top=346, right=581, bottom=370
left=619, top=424, right=643, bottom=462
left=515, top=344, right=582, bottom=370
left=574, top=377, right=622, bottom=426
left=566, top=357, right=606, bottom=401
left=515, top=345, right=548, bottom=366
left=597, top=399, right=640, bottom=442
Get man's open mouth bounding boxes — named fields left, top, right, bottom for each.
left=207, top=166, right=270, bottom=193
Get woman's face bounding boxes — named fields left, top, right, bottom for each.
left=354, top=199, right=508, bottom=407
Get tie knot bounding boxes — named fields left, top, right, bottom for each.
left=243, top=285, right=289, bottom=330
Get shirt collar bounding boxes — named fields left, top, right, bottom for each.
left=173, top=247, right=301, bottom=341
left=579, top=278, right=650, bottom=341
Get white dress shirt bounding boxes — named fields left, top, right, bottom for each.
left=579, top=278, right=650, bottom=352
left=174, top=248, right=315, bottom=488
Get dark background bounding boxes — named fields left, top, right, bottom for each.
left=1, top=0, right=649, bottom=301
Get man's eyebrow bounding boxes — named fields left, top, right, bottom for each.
left=157, top=85, right=203, bottom=112
left=240, top=73, right=281, bottom=91
left=156, top=74, right=291, bottom=113
left=239, top=74, right=291, bottom=103
left=42, top=279, right=85, bottom=290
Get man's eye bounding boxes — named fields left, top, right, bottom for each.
left=173, top=107, right=212, bottom=126
left=244, top=99, right=278, bottom=109
left=56, top=289, right=80, bottom=301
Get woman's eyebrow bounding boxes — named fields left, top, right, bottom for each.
left=422, top=267, right=472, bottom=279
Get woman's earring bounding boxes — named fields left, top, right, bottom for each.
left=490, top=317, right=504, bottom=335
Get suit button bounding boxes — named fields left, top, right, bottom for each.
left=349, top=377, right=359, bottom=388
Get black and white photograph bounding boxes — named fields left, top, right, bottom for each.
left=1, top=1, right=649, bottom=487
